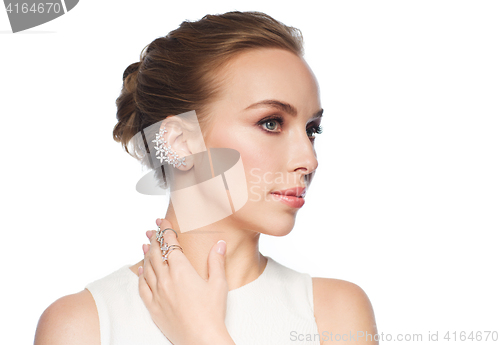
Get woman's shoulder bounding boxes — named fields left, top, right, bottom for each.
left=34, top=289, right=100, bottom=345
left=34, top=263, right=141, bottom=345
left=312, top=277, right=378, bottom=344
left=312, top=276, right=373, bottom=304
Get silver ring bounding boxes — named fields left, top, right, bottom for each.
left=163, top=228, right=178, bottom=238
left=160, top=244, right=183, bottom=252
left=156, top=227, right=178, bottom=246
left=156, top=225, right=182, bottom=264
left=163, top=245, right=183, bottom=263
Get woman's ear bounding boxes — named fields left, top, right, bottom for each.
left=158, top=116, right=195, bottom=171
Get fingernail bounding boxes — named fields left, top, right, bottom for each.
left=156, top=218, right=162, bottom=226
left=216, top=240, right=226, bottom=255
left=138, top=266, right=143, bottom=275
left=142, top=244, right=150, bottom=254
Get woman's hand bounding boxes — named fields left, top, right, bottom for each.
left=138, top=218, right=235, bottom=345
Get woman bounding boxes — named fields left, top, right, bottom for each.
left=35, top=11, right=378, bottom=345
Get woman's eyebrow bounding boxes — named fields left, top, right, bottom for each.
left=244, top=99, right=323, bottom=119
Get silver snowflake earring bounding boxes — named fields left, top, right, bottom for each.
left=152, top=127, right=187, bottom=168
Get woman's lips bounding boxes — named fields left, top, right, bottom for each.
left=270, top=193, right=305, bottom=208
left=271, top=186, right=306, bottom=198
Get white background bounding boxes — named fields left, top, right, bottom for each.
left=1, top=1, right=499, bottom=344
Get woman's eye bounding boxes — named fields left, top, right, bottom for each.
left=259, top=117, right=283, bottom=133
left=264, top=120, right=279, bottom=131
left=258, top=116, right=323, bottom=139
left=306, top=124, right=323, bottom=139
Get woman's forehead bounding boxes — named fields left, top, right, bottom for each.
left=213, top=48, right=320, bottom=111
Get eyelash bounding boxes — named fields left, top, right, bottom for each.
left=258, top=115, right=323, bottom=139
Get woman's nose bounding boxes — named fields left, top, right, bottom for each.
left=286, top=131, right=319, bottom=176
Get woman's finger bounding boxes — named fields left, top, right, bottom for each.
left=143, top=247, right=159, bottom=290
left=148, top=225, right=169, bottom=279
left=158, top=219, right=189, bottom=270
left=138, top=266, right=153, bottom=305
left=207, top=240, right=227, bottom=285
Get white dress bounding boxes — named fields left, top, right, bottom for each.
left=85, top=256, right=321, bottom=345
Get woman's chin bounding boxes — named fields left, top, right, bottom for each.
left=255, top=216, right=296, bottom=237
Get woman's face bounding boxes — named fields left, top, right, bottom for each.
left=204, top=48, right=322, bottom=236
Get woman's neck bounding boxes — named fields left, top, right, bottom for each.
left=164, top=203, right=268, bottom=291
left=132, top=202, right=268, bottom=292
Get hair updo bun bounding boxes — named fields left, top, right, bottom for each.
left=112, top=11, right=304, bottom=187
left=113, top=61, right=143, bottom=159
left=122, top=62, right=141, bottom=82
